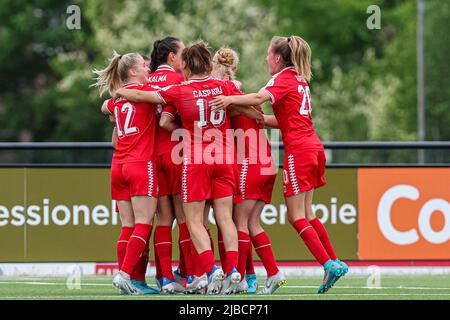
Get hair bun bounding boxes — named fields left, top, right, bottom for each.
left=216, top=48, right=235, bottom=67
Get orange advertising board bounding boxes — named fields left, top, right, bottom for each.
left=358, top=168, right=450, bottom=259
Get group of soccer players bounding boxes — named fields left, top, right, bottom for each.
left=92, top=34, right=348, bottom=296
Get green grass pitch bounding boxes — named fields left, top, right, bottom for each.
left=1, top=275, right=450, bottom=300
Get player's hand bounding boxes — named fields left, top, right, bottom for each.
left=256, top=112, right=265, bottom=128
left=211, top=95, right=231, bottom=111
left=114, top=88, right=124, bottom=98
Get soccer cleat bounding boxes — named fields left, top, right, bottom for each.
left=260, top=271, right=286, bottom=294
left=207, top=265, right=224, bottom=295
left=329, top=259, right=349, bottom=287
left=220, top=268, right=241, bottom=294
left=185, top=274, right=208, bottom=294
left=155, top=276, right=163, bottom=291
left=318, top=260, right=343, bottom=294
left=235, top=279, right=249, bottom=294
left=160, top=277, right=186, bottom=294
left=113, top=271, right=142, bottom=295
left=245, top=274, right=258, bottom=294
left=131, top=280, right=159, bottom=295
left=173, top=269, right=188, bottom=286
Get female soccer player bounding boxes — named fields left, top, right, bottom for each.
left=93, top=52, right=160, bottom=295
left=115, top=41, right=243, bottom=294
left=146, top=36, right=187, bottom=294
left=211, top=36, right=349, bottom=294
left=212, top=47, right=285, bottom=294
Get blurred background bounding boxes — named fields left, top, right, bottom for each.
left=0, top=0, right=448, bottom=163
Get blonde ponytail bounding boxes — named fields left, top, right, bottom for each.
left=270, top=35, right=312, bottom=82
left=91, top=51, right=141, bottom=96
left=288, top=36, right=312, bottom=82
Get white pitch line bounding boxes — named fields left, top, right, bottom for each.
left=2, top=293, right=450, bottom=300
left=285, top=285, right=450, bottom=291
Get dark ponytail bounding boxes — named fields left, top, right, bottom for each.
left=150, top=36, right=181, bottom=73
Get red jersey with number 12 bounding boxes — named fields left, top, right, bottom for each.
left=262, top=67, right=322, bottom=153
left=107, top=82, right=158, bottom=164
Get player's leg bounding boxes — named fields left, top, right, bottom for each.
left=173, top=194, right=192, bottom=286
left=116, top=201, right=134, bottom=270
left=213, top=196, right=240, bottom=294
left=305, top=189, right=348, bottom=287
left=249, top=200, right=285, bottom=294
left=286, top=193, right=341, bottom=293
left=184, top=200, right=220, bottom=294
left=233, top=199, right=253, bottom=293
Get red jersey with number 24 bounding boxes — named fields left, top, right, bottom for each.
left=262, top=67, right=322, bottom=153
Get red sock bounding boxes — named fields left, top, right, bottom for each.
left=252, top=231, right=279, bottom=277
left=309, top=218, right=337, bottom=260
left=246, top=243, right=255, bottom=275
left=199, top=249, right=215, bottom=275
left=238, top=231, right=251, bottom=278
left=217, top=228, right=226, bottom=271
left=153, top=229, right=162, bottom=278
left=225, top=251, right=239, bottom=275
left=117, top=227, right=134, bottom=269
left=206, top=228, right=215, bottom=255
left=121, top=224, right=152, bottom=276
left=132, top=225, right=152, bottom=281
left=293, top=218, right=330, bottom=265
left=178, top=223, right=192, bottom=276
left=154, top=225, right=174, bottom=280
left=191, top=243, right=204, bottom=277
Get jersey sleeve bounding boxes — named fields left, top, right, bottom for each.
left=140, top=83, right=159, bottom=92
left=261, top=75, right=287, bottom=104
left=226, top=80, right=244, bottom=96
left=156, top=84, right=180, bottom=107
left=106, top=98, right=115, bottom=114
left=161, top=105, right=177, bottom=120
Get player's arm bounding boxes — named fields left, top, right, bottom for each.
left=101, top=99, right=112, bottom=115
left=210, top=89, right=271, bottom=111
left=111, top=127, right=118, bottom=149
left=263, top=115, right=279, bottom=128
left=115, top=88, right=163, bottom=104
left=229, top=105, right=263, bottom=122
left=160, top=114, right=180, bottom=132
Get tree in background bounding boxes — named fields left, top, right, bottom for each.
left=0, top=0, right=448, bottom=147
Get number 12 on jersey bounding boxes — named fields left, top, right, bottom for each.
left=115, top=102, right=139, bottom=137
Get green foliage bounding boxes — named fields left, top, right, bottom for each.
left=0, top=0, right=448, bottom=145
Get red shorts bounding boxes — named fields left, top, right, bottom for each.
left=181, top=157, right=235, bottom=203
left=282, top=149, right=326, bottom=197
left=238, top=158, right=277, bottom=203
left=232, top=164, right=242, bottom=204
left=155, top=152, right=182, bottom=196
left=111, top=160, right=159, bottom=201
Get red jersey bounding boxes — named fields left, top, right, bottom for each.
left=107, top=82, right=158, bottom=164
left=146, top=65, right=185, bottom=156
left=262, top=67, right=322, bottom=153
left=227, top=81, right=272, bottom=165
left=157, top=76, right=233, bottom=159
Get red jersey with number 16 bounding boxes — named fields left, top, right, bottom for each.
left=107, top=82, right=158, bottom=164
left=156, top=76, right=233, bottom=157
left=262, top=67, right=322, bottom=153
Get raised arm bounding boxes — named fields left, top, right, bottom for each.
left=210, top=89, right=271, bottom=111
left=115, top=88, right=163, bottom=104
